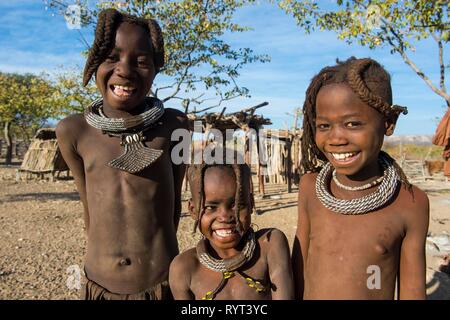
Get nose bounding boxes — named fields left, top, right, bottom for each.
left=328, top=125, right=348, bottom=146
left=115, top=57, right=134, bottom=79
left=216, top=206, right=235, bottom=223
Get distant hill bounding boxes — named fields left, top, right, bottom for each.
left=384, top=135, right=434, bottom=146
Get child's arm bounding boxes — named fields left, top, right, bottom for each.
left=292, top=173, right=312, bottom=299
left=55, top=116, right=89, bottom=232
left=168, top=109, right=189, bottom=231
left=169, top=253, right=196, bottom=300
left=398, top=187, right=429, bottom=300
left=267, top=229, right=295, bottom=300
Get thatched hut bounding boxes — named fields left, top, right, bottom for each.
left=19, top=128, right=68, bottom=180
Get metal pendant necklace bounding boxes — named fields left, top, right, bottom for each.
left=84, top=97, right=165, bottom=173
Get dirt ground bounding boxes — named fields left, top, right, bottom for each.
left=0, top=166, right=449, bottom=300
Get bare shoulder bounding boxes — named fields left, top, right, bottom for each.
left=55, top=113, right=87, bottom=141
left=298, top=172, right=318, bottom=211
left=397, top=183, right=429, bottom=227
left=162, top=108, right=188, bottom=130
left=298, top=172, right=318, bottom=195
left=256, top=228, right=289, bottom=251
left=169, top=247, right=199, bottom=275
left=299, top=172, right=317, bottom=187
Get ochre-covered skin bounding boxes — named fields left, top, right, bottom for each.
left=56, top=19, right=188, bottom=295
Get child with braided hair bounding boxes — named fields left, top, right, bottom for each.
left=294, top=57, right=429, bottom=300
left=56, top=8, right=188, bottom=299
left=169, top=154, right=294, bottom=300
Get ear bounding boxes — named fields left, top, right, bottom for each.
left=188, top=199, right=198, bottom=221
left=384, top=118, right=396, bottom=136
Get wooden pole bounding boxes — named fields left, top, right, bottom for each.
left=286, top=137, right=293, bottom=193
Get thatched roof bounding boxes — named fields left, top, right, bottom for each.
left=20, top=128, right=68, bottom=173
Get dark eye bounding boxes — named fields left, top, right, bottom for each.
left=316, top=123, right=329, bottom=130
left=137, top=56, right=153, bottom=67
left=346, top=121, right=362, bottom=128
left=106, top=54, right=118, bottom=62
left=204, top=205, right=216, bottom=212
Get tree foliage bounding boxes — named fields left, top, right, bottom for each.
left=0, top=72, right=58, bottom=130
left=54, top=67, right=100, bottom=114
left=46, top=0, right=270, bottom=112
left=278, top=0, right=450, bottom=106
left=0, top=72, right=59, bottom=163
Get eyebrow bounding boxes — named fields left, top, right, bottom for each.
left=316, top=113, right=364, bottom=120
left=110, top=48, right=153, bottom=55
left=204, top=197, right=235, bottom=204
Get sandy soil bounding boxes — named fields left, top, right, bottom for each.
left=0, top=166, right=449, bottom=300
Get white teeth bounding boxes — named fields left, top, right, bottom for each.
left=214, top=229, right=235, bottom=237
left=113, top=85, right=135, bottom=90
left=331, top=152, right=357, bottom=160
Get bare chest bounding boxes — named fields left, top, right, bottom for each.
left=308, top=198, right=405, bottom=261
left=191, top=262, right=271, bottom=300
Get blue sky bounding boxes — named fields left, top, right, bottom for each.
left=0, top=0, right=448, bottom=135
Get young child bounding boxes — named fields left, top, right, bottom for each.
left=56, top=9, right=188, bottom=299
left=169, top=158, right=294, bottom=299
left=293, top=57, right=429, bottom=300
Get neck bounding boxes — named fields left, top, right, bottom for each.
left=206, top=241, right=241, bottom=260
left=102, top=100, right=148, bottom=119
left=337, top=158, right=382, bottom=187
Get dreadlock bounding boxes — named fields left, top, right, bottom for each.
left=301, top=57, right=411, bottom=190
left=82, top=8, right=165, bottom=86
left=187, top=159, right=254, bottom=235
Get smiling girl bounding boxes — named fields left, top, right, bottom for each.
left=294, top=57, right=429, bottom=300
left=169, top=159, right=294, bottom=300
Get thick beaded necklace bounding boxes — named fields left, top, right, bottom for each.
left=332, top=170, right=384, bottom=191
left=315, top=153, right=399, bottom=215
left=196, top=228, right=269, bottom=300
left=84, top=97, right=164, bottom=173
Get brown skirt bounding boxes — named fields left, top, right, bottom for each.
left=81, top=275, right=172, bottom=300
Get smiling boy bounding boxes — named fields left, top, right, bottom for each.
left=56, top=9, right=188, bottom=299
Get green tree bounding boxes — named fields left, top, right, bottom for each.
left=278, top=0, right=450, bottom=107
left=0, top=72, right=58, bottom=164
left=46, top=0, right=270, bottom=113
left=54, top=67, right=100, bottom=114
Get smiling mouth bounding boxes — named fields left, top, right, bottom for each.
left=110, top=84, right=137, bottom=98
left=330, top=152, right=360, bottom=163
left=213, top=228, right=238, bottom=239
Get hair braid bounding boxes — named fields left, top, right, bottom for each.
left=300, top=67, right=338, bottom=173
left=347, top=59, right=392, bottom=114
left=233, top=164, right=243, bottom=234
left=147, top=19, right=165, bottom=72
left=83, top=9, right=121, bottom=86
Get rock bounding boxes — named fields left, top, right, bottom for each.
left=426, top=241, right=441, bottom=256
left=428, top=233, right=450, bottom=253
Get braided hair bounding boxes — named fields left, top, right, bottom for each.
left=301, top=57, right=411, bottom=189
left=82, top=8, right=165, bottom=86
left=187, top=158, right=254, bottom=235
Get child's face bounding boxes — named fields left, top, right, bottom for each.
left=315, top=83, right=392, bottom=178
left=96, top=22, right=155, bottom=112
left=197, top=167, right=252, bottom=256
